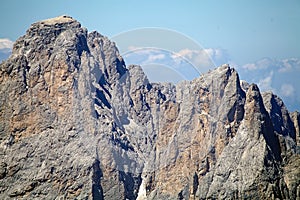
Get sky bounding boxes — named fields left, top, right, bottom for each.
left=0, top=0, right=299, bottom=111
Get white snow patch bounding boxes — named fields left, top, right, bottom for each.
left=136, top=178, right=147, bottom=200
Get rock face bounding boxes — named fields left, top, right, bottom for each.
left=0, top=16, right=299, bottom=199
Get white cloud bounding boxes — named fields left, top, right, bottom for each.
left=174, top=49, right=200, bottom=66
left=258, top=71, right=274, bottom=92
left=123, top=48, right=168, bottom=66
left=242, top=63, right=257, bottom=70
left=123, top=47, right=231, bottom=82
left=124, top=47, right=165, bottom=57
left=171, top=48, right=229, bottom=69
left=238, top=57, right=300, bottom=111
left=124, top=47, right=230, bottom=70
left=280, top=83, right=295, bottom=98
left=144, top=53, right=165, bottom=63
left=0, top=38, right=14, bottom=49
left=241, top=57, right=273, bottom=71
left=241, top=57, right=300, bottom=73
left=278, top=58, right=300, bottom=73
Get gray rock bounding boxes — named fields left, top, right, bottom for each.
left=291, top=111, right=300, bottom=147
left=0, top=16, right=299, bottom=200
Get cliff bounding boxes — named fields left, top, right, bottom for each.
left=0, top=16, right=299, bottom=199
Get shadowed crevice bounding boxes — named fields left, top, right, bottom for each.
left=92, top=159, right=104, bottom=200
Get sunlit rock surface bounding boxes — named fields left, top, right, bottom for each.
left=0, top=16, right=299, bottom=199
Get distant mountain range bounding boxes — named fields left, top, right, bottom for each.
left=0, top=48, right=11, bottom=63
left=0, top=38, right=13, bottom=63
left=0, top=16, right=299, bottom=199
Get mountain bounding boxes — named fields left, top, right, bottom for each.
left=0, top=16, right=299, bottom=199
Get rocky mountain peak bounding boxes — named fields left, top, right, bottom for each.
left=262, top=92, right=296, bottom=139
left=39, top=15, right=77, bottom=25
left=13, top=15, right=84, bottom=55
left=244, top=84, right=265, bottom=119
left=0, top=16, right=299, bottom=199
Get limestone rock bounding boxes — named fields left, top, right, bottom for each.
left=291, top=111, right=300, bottom=148
left=0, top=16, right=299, bottom=199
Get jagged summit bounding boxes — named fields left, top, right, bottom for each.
left=12, top=14, right=85, bottom=60
left=0, top=16, right=299, bottom=199
left=28, top=15, right=81, bottom=32
left=39, top=15, right=76, bottom=25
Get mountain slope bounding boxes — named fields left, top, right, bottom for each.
left=0, top=16, right=299, bottom=199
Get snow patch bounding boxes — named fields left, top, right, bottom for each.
left=136, top=178, right=147, bottom=200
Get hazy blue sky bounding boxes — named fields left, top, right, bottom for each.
left=0, top=0, right=300, bottom=110
left=1, top=0, right=299, bottom=64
